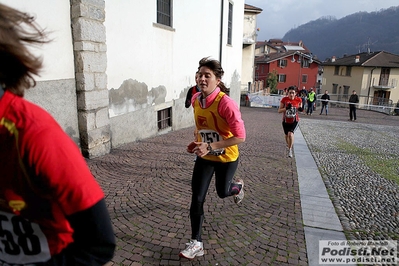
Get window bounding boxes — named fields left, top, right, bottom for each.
left=334, top=66, right=339, bottom=75
left=227, top=2, right=233, bottom=45
left=157, top=107, right=172, bottom=130
left=379, top=68, right=390, bottom=86
left=302, top=60, right=310, bottom=68
left=278, top=74, right=286, bottom=83
left=345, top=66, right=352, bottom=76
left=157, top=0, right=172, bottom=27
left=302, top=75, right=308, bottom=83
left=278, top=59, right=287, bottom=67
left=332, top=84, right=338, bottom=94
left=343, top=86, right=350, bottom=95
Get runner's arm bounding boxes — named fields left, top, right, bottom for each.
left=46, top=199, right=116, bottom=266
left=278, top=101, right=286, bottom=113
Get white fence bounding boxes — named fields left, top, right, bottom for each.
left=247, top=92, right=283, bottom=108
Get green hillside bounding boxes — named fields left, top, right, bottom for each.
left=282, top=6, right=399, bottom=61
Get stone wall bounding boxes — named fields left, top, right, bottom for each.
left=70, top=0, right=111, bottom=158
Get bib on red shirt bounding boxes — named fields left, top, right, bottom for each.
left=280, top=96, right=302, bottom=123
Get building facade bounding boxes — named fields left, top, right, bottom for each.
left=4, top=0, right=246, bottom=158
left=322, top=51, right=399, bottom=109
left=254, top=40, right=321, bottom=94
left=241, top=4, right=262, bottom=93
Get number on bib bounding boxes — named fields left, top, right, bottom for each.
left=0, top=211, right=50, bottom=264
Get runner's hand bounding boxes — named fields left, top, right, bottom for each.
left=187, top=142, right=197, bottom=153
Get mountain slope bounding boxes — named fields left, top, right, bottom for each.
left=282, top=6, right=399, bottom=61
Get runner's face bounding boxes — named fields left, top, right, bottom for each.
left=198, top=66, right=220, bottom=96
left=288, top=90, right=295, bottom=99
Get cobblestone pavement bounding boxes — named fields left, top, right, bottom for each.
left=88, top=105, right=398, bottom=266
left=299, top=107, right=399, bottom=241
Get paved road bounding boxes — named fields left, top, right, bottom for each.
left=89, top=106, right=398, bottom=266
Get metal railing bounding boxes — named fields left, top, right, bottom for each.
left=315, top=94, right=399, bottom=115
left=245, top=91, right=399, bottom=115
left=375, top=78, right=398, bottom=88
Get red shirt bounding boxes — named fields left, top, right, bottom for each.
left=0, top=91, right=104, bottom=264
left=280, top=96, right=302, bottom=123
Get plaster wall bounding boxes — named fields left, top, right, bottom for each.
left=322, top=66, right=399, bottom=104
left=2, top=1, right=75, bottom=81
left=242, top=12, right=259, bottom=92
left=2, top=1, right=79, bottom=142
left=24, top=79, right=80, bottom=143
left=221, top=1, right=244, bottom=104
left=366, top=68, right=399, bottom=103
left=105, top=0, right=244, bottom=147
left=2, top=0, right=246, bottom=153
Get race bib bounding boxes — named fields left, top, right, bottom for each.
left=0, top=211, right=50, bottom=265
left=198, top=129, right=225, bottom=156
left=284, top=108, right=297, bottom=123
left=285, top=108, right=296, bottom=118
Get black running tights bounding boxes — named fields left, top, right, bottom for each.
left=189, top=157, right=239, bottom=242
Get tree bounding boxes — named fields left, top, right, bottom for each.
left=267, top=70, right=278, bottom=94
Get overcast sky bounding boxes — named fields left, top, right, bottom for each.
left=248, top=0, right=399, bottom=41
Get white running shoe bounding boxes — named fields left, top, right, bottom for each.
left=234, top=178, right=244, bottom=204
left=288, top=148, right=293, bottom=158
left=179, top=240, right=204, bottom=259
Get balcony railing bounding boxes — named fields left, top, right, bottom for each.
left=243, top=37, right=255, bottom=44
left=373, top=78, right=397, bottom=89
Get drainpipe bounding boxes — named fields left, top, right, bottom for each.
left=219, top=0, right=224, bottom=63
left=367, top=67, right=376, bottom=107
